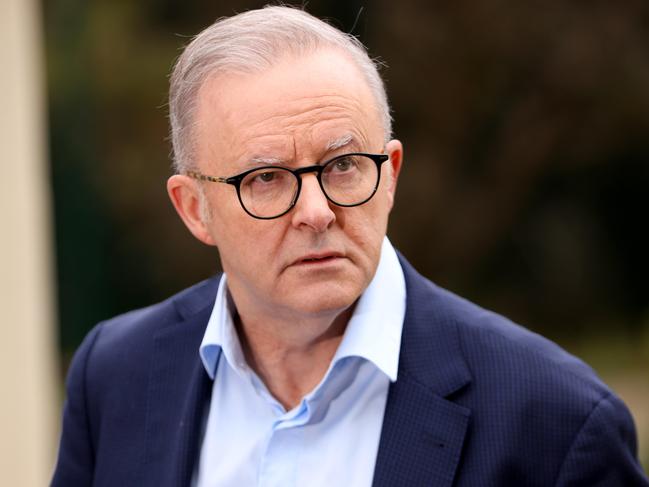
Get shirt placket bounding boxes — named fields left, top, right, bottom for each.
left=258, top=399, right=311, bottom=487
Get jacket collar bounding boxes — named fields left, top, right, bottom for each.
left=372, top=254, right=472, bottom=487
left=143, top=276, right=220, bottom=487
left=395, top=253, right=472, bottom=396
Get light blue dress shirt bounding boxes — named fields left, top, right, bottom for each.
left=195, top=237, right=406, bottom=487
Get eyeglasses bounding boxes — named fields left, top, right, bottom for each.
left=186, top=152, right=389, bottom=219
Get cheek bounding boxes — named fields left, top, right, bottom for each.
left=366, top=191, right=392, bottom=228
left=342, top=206, right=387, bottom=254
left=206, top=190, right=252, bottom=241
left=211, top=208, right=287, bottom=265
left=372, top=188, right=395, bottom=230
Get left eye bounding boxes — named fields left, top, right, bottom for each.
left=332, top=158, right=355, bottom=172
left=257, top=172, right=275, bottom=182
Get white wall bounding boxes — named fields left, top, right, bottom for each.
left=0, top=0, right=59, bottom=485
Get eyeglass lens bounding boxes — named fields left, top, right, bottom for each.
left=238, top=154, right=379, bottom=218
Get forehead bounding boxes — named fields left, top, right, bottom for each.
left=194, top=49, right=382, bottom=168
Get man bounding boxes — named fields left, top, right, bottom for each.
left=52, top=6, right=648, bottom=487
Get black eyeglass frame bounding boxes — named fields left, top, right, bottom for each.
left=186, top=152, right=390, bottom=220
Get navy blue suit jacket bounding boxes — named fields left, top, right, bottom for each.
left=52, top=256, right=649, bottom=486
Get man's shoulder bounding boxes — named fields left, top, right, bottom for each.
left=396, top=255, right=648, bottom=487
left=445, top=285, right=607, bottom=400
left=95, top=275, right=220, bottom=344
left=399, top=255, right=609, bottom=403
left=70, top=275, right=220, bottom=380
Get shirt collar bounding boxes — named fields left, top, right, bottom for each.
left=330, top=237, right=405, bottom=381
left=199, top=236, right=406, bottom=382
left=199, top=276, right=241, bottom=379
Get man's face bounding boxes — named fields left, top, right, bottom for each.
left=191, top=49, right=402, bottom=320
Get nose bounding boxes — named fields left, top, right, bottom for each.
left=290, top=173, right=335, bottom=232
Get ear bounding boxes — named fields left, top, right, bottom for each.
left=384, top=139, right=403, bottom=210
left=166, top=174, right=217, bottom=246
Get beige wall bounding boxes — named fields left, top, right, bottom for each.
left=0, top=0, right=59, bottom=485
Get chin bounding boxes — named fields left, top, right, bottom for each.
left=282, top=281, right=365, bottom=317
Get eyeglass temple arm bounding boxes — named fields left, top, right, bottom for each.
left=186, top=171, right=228, bottom=183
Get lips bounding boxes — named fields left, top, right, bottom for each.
left=292, top=251, right=344, bottom=266
left=301, top=256, right=337, bottom=263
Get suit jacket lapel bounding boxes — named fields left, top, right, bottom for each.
left=143, top=277, right=219, bottom=487
left=373, top=256, right=473, bottom=487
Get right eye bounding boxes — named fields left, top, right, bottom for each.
left=256, top=171, right=276, bottom=183
left=242, top=168, right=292, bottom=192
left=332, top=157, right=356, bottom=173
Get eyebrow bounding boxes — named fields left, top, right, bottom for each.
left=243, top=134, right=358, bottom=168
left=249, top=156, right=284, bottom=166
left=325, top=133, right=355, bottom=152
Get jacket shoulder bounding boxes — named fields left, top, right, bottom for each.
left=65, top=275, right=220, bottom=404
left=399, top=253, right=610, bottom=404
left=399, top=256, right=645, bottom=484
left=90, top=275, right=220, bottom=350
left=54, top=276, right=220, bottom=486
left=442, top=285, right=607, bottom=400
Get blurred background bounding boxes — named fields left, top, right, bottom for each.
left=5, top=0, right=648, bottom=483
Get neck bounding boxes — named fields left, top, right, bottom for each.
left=234, top=305, right=354, bottom=410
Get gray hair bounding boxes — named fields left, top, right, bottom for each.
left=168, top=5, right=392, bottom=174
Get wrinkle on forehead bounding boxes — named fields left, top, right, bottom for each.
left=233, top=92, right=367, bottom=132
left=195, top=49, right=382, bottom=172
left=235, top=133, right=364, bottom=170
left=221, top=105, right=372, bottom=168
